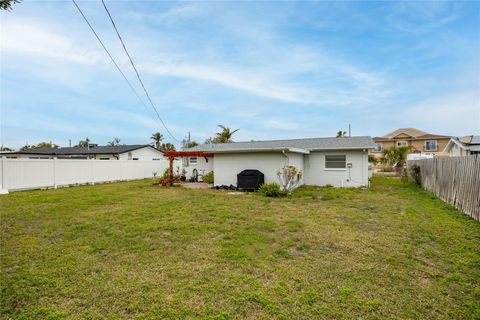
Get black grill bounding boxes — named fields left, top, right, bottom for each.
left=237, top=169, right=264, bottom=191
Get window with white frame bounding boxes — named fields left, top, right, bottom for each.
left=189, top=157, right=198, bottom=165
left=373, top=143, right=382, bottom=152
left=425, top=140, right=437, bottom=151
left=325, top=155, right=346, bottom=169
left=397, top=141, right=408, bottom=147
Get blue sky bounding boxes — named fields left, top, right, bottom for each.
left=1, top=1, right=479, bottom=149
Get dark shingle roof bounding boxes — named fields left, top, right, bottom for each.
left=8, top=145, right=157, bottom=155
left=187, top=136, right=375, bottom=153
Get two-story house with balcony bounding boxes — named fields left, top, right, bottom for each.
left=370, top=128, right=451, bottom=159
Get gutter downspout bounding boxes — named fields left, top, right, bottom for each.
left=281, top=148, right=289, bottom=166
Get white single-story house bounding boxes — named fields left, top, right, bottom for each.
left=3, top=145, right=165, bottom=160
left=184, top=136, right=375, bottom=187
left=443, top=136, right=480, bottom=157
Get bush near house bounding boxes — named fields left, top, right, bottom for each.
left=258, top=182, right=286, bottom=197
left=203, top=171, right=214, bottom=184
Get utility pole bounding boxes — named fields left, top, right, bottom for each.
left=349, top=124, right=351, bottom=137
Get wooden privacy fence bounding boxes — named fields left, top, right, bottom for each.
left=408, top=156, right=480, bottom=222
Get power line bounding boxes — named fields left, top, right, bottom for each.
left=71, top=0, right=165, bottom=137
left=100, top=0, right=179, bottom=143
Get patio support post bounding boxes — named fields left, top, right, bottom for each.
left=169, top=156, right=174, bottom=185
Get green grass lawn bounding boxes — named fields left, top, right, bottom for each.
left=1, top=178, right=479, bottom=319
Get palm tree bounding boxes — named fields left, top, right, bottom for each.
left=108, top=137, right=121, bottom=146
left=151, top=132, right=164, bottom=149
left=382, top=146, right=412, bottom=174
left=160, top=142, right=176, bottom=152
left=213, top=125, right=239, bottom=143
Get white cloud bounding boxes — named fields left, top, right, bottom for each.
left=402, top=90, right=480, bottom=135
left=1, top=21, right=102, bottom=64
left=144, top=62, right=310, bottom=103
left=386, top=2, right=459, bottom=33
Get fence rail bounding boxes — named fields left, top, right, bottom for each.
left=0, top=158, right=177, bottom=193
left=408, top=156, right=480, bottom=222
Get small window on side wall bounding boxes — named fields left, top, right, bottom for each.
left=189, top=157, right=198, bottom=165
left=325, top=155, right=346, bottom=169
left=374, top=143, right=382, bottom=152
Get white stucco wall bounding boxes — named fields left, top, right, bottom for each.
left=304, top=150, right=369, bottom=187
left=212, top=152, right=303, bottom=187
left=183, top=156, right=214, bottom=179
left=117, top=147, right=164, bottom=160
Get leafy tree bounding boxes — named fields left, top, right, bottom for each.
left=20, top=144, right=33, bottom=151
left=108, top=137, right=121, bottom=146
left=368, top=154, right=378, bottom=165
left=336, top=130, right=347, bottom=137
left=19, top=142, right=58, bottom=150
left=151, top=132, right=164, bottom=149
left=0, top=0, right=21, bottom=11
left=184, top=140, right=198, bottom=148
left=75, top=138, right=90, bottom=148
left=160, top=143, right=176, bottom=152
left=0, top=146, right=13, bottom=151
left=35, top=142, right=58, bottom=149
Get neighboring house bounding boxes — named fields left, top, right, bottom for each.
left=2, top=145, right=164, bottom=160
left=443, top=136, right=480, bottom=156
left=185, top=136, right=374, bottom=187
left=370, top=128, right=451, bottom=158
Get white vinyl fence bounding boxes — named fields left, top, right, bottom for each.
left=0, top=157, right=180, bottom=192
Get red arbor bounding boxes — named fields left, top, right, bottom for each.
left=164, top=151, right=214, bottom=184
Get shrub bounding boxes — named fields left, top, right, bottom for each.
left=368, top=154, right=378, bottom=165
left=161, top=168, right=170, bottom=179
left=258, top=183, right=286, bottom=197
left=203, top=171, right=214, bottom=184
left=409, top=164, right=421, bottom=187
left=277, top=165, right=303, bottom=193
